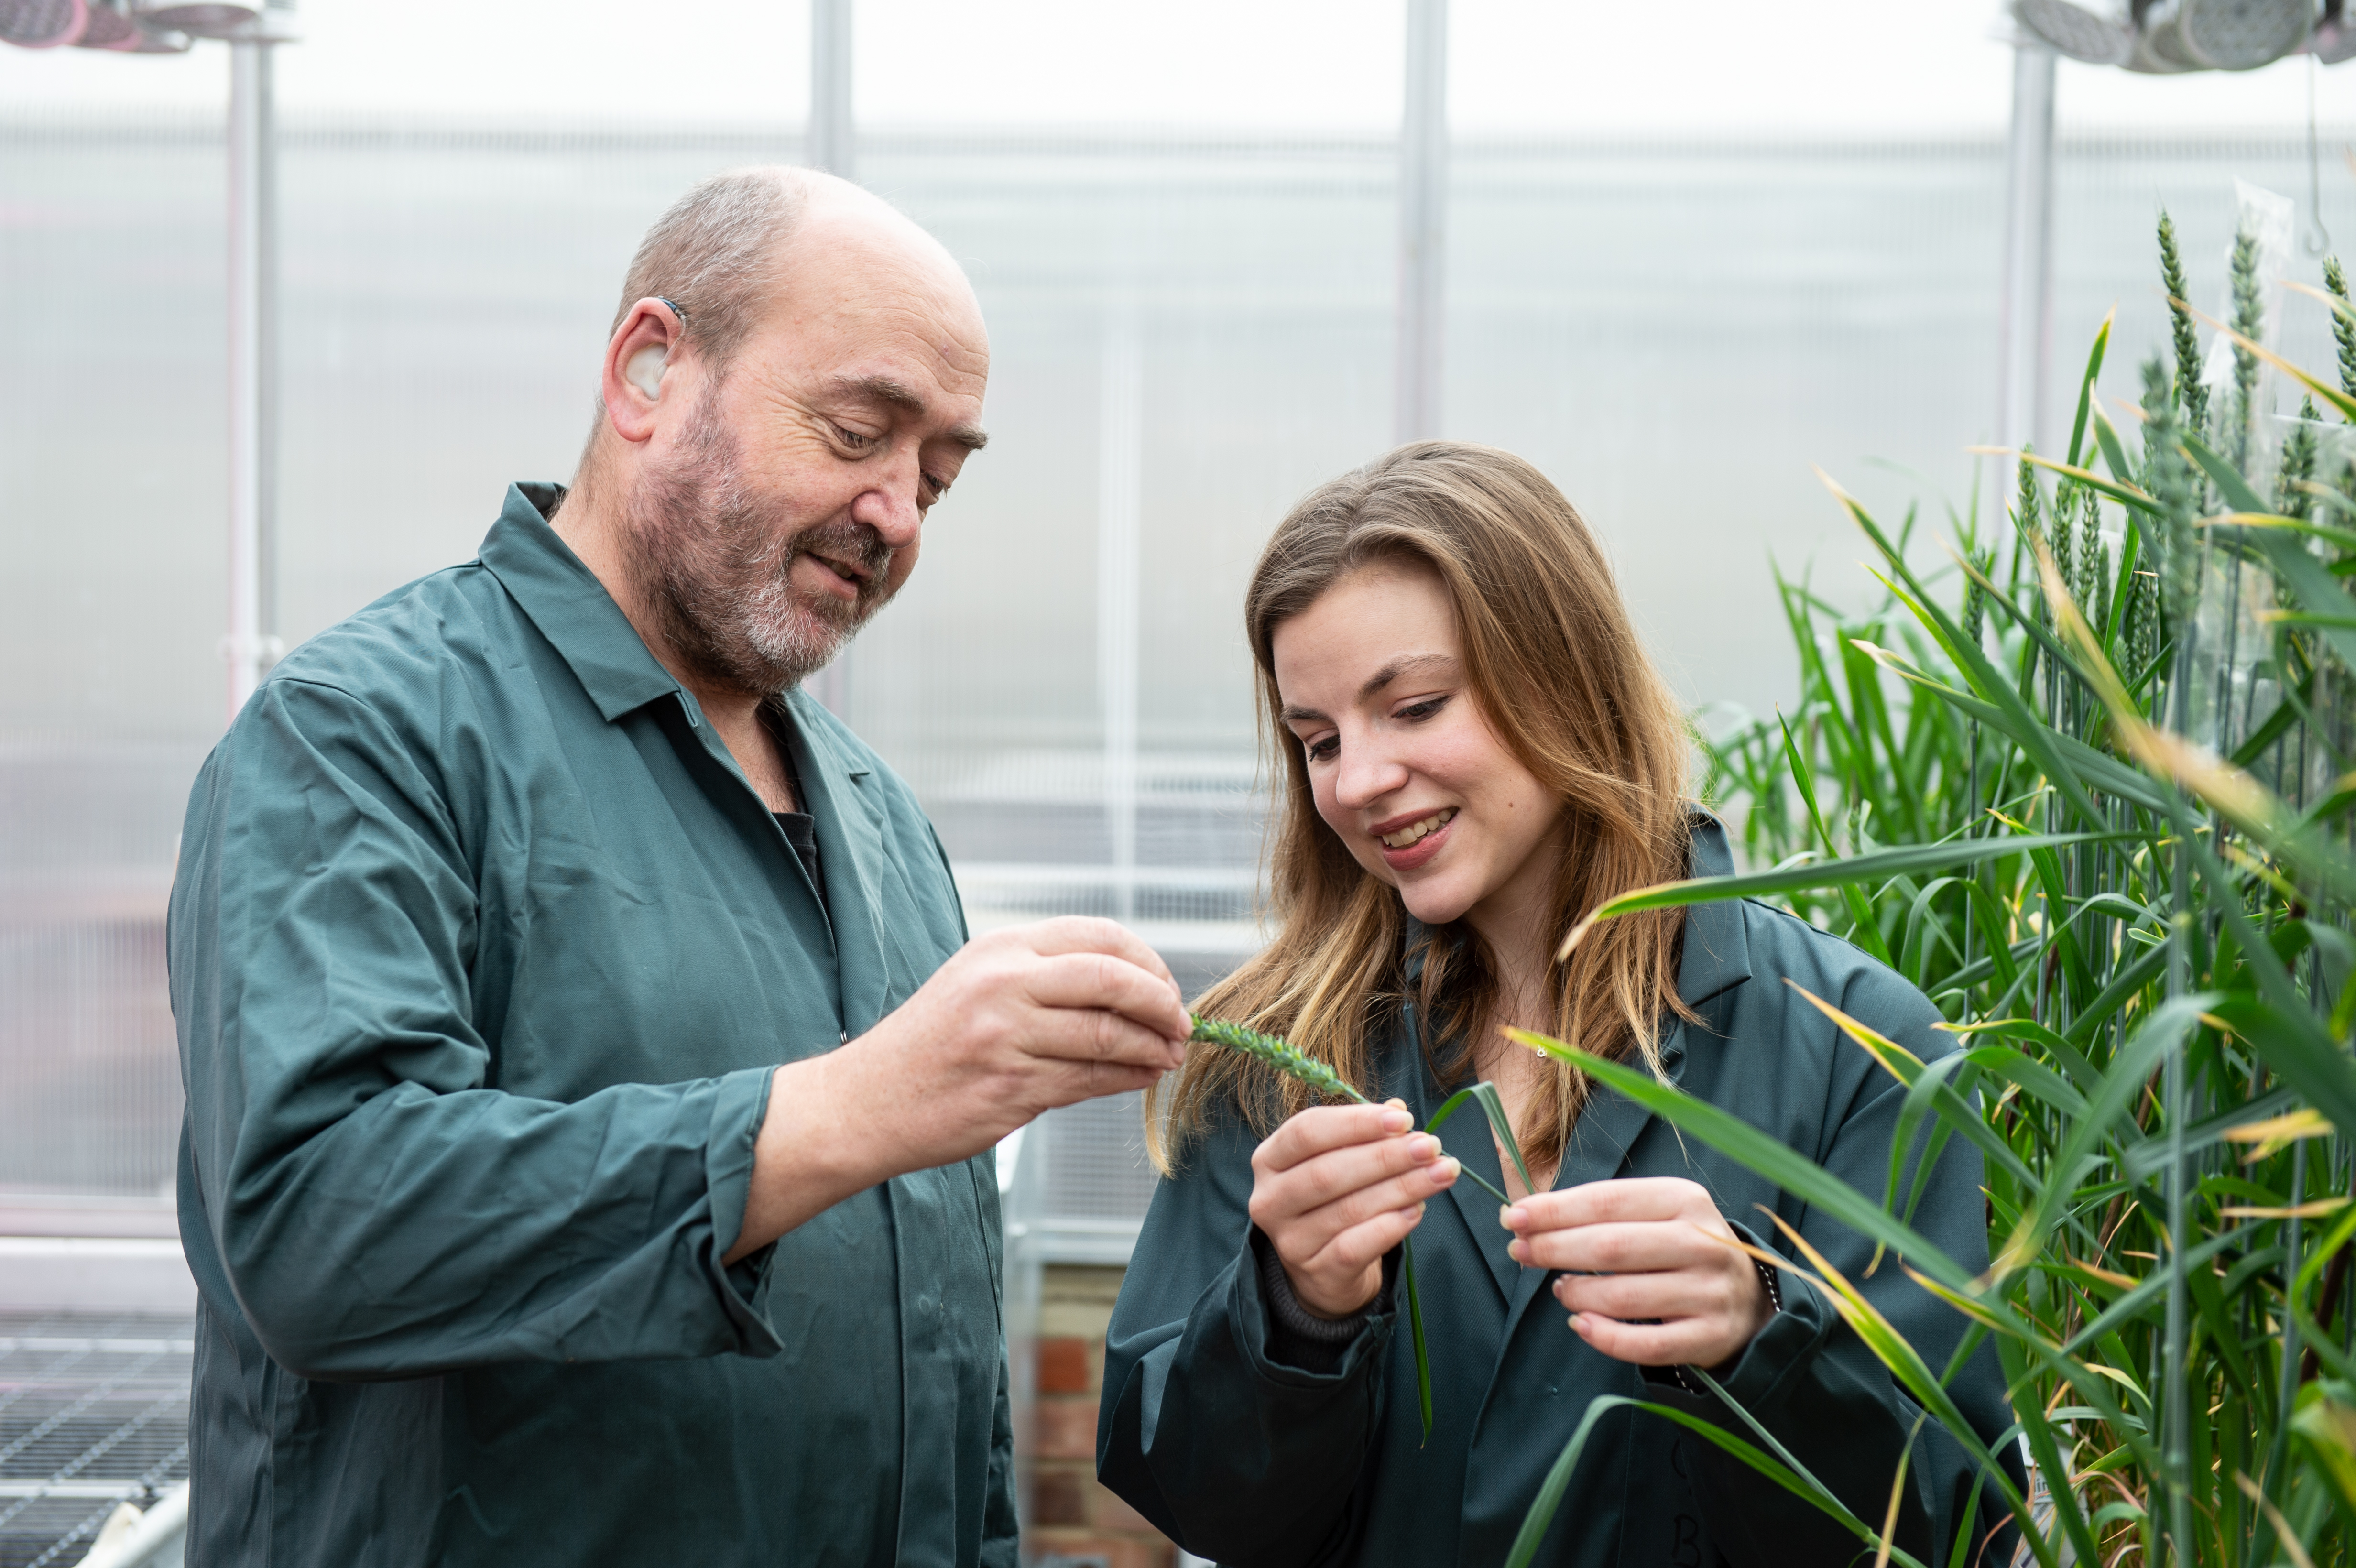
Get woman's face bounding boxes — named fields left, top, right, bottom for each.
left=1270, top=560, right=1565, bottom=940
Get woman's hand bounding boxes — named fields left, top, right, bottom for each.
left=1249, top=1101, right=1461, bottom=1319
left=1501, top=1177, right=1772, bottom=1370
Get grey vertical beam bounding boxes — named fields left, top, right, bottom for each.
left=256, top=33, right=279, bottom=680
left=225, top=35, right=264, bottom=723
left=1097, top=312, right=1144, bottom=926
left=810, top=0, right=854, bottom=181
left=1996, top=40, right=2057, bottom=457
left=996, top=1122, right=1045, bottom=1546
left=222, top=6, right=294, bottom=726
left=808, top=0, right=856, bottom=718
left=1395, top=0, right=1448, bottom=446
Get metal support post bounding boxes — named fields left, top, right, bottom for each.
left=1996, top=40, right=2057, bottom=457
left=810, top=0, right=854, bottom=181
left=807, top=0, right=857, bottom=717
left=1097, top=313, right=1143, bottom=926
left=1395, top=0, right=1448, bottom=446
left=225, top=35, right=266, bottom=723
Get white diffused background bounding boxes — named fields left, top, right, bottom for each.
left=1, top=1, right=2350, bottom=1210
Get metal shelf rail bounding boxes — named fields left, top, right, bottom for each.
left=0, top=1316, right=192, bottom=1568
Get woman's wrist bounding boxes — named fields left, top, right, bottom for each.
left=1676, top=1253, right=1783, bottom=1388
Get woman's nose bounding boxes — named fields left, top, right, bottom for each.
left=1333, top=744, right=1407, bottom=810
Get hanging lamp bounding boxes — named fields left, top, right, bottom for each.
left=0, top=0, right=87, bottom=47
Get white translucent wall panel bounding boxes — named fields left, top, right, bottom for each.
left=4, top=119, right=2351, bottom=1201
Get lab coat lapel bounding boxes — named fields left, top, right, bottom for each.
left=1422, top=1060, right=1519, bottom=1304
left=784, top=691, right=896, bottom=1037
left=1499, top=1025, right=1691, bottom=1335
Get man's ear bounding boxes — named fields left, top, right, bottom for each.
left=600, top=297, right=689, bottom=445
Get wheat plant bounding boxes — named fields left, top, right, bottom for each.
left=1505, top=207, right=2356, bottom=1566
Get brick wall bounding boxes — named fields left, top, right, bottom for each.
left=1029, top=1263, right=1178, bottom=1568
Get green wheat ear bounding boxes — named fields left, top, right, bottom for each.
left=1189, top=1015, right=1370, bottom=1105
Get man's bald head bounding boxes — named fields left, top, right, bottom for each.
left=607, top=166, right=977, bottom=384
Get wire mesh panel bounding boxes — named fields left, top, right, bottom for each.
left=0, top=1314, right=192, bottom=1568
left=1037, top=1092, right=1164, bottom=1263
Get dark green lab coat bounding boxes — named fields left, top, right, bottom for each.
left=168, top=484, right=1014, bottom=1567
left=1099, top=816, right=2017, bottom=1567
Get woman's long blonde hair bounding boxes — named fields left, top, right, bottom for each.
left=1148, top=441, right=1696, bottom=1175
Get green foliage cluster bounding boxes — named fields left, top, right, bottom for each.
left=1200, top=206, right=2356, bottom=1568
left=1613, top=206, right=2356, bottom=1565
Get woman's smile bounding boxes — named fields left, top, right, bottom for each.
left=1373, top=806, right=1456, bottom=869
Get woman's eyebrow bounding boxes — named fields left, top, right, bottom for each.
left=1358, top=653, right=1456, bottom=702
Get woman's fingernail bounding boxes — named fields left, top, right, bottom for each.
left=1433, top=1156, right=1461, bottom=1183
left=1381, top=1109, right=1413, bottom=1132
left=1499, top=1204, right=1521, bottom=1230
left=1508, top=1239, right=1526, bottom=1263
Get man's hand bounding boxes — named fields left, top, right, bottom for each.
left=1248, top=1101, right=1459, bottom=1319
left=1501, top=1177, right=1772, bottom=1370
left=728, top=918, right=1191, bottom=1260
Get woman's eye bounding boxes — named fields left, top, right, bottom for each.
left=1305, top=735, right=1339, bottom=763
left=1397, top=695, right=1452, bottom=722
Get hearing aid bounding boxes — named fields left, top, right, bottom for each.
left=625, top=297, right=692, bottom=400
left=626, top=344, right=667, bottom=400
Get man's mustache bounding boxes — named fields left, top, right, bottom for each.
left=781, top=519, right=892, bottom=593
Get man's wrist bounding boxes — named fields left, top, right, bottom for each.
left=725, top=1048, right=890, bottom=1263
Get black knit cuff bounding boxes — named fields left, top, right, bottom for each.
left=1252, top=1227, right=1378, bottom=1372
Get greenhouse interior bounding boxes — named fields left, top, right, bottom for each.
left=5, top=0, right=2356, bottom=1564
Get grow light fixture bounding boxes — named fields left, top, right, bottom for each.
left=133, top=0, right=254, bottom=38
left=2179, top=0, right=2312, bottom=65
left=0, top=0, right=87, bottom=47
left=72, top=0, right=141, bottom=48
left=0, top=0, right=220, bottom=47
left=2015, top=0, right=2135, bottom=61
left=2016, top=0, right=2338, bottom=70
left=2316, top=0, right=2356, bottom=60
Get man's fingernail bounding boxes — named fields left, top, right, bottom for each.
left=1381, top=1109, right=1413, bottom=1132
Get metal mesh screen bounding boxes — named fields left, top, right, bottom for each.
left=0, top=1315, right=192, bottom=1568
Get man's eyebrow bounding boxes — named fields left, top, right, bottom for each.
left=825, top=374, right=990, bottom=452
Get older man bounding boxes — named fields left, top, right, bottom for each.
left=168, top=167, right=1190, bottom=1566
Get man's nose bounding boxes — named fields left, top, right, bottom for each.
left=850, top=459, right=926, bottom=547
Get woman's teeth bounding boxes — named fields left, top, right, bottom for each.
left=1380, top=808, right=1456, bottom=849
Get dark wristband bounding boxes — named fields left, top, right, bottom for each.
left=1256, top=1228, right=1374, bottom=1346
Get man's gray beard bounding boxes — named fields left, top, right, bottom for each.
left=619, top=391, right=896, bottom=698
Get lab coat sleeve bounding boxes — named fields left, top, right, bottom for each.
left=169, top=676, right=785, bottom=1381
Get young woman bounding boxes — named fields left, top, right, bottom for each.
left=1097, top=443, right=2015, bottom=1567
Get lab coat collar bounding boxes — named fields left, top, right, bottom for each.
left=478, top=482, right=695, bottom=725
